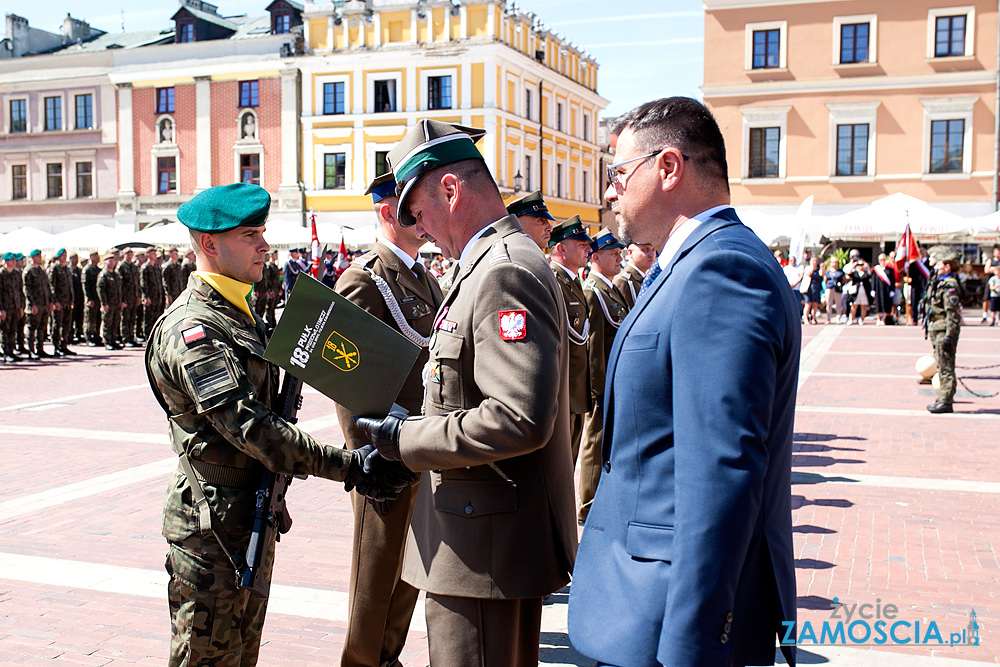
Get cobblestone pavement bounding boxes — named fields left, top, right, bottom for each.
left=0, top=319, right=997, bottom=666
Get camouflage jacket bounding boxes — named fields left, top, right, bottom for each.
left=23, top=265, right=51, bottom=309
left=48, top=263, right=74, bottom=305
left=83, top=265, right=101, bottom=302
left=264, top=261, right=281, bottom=293
left=10, top=268, right=24, bottom=308
left=141, top=262, right=165, bottom=303
left=117, top=260, right=140, bottom=302
left=162, top=261, right=185, bottom=301
left=926, top=274, right=962, bottom=338
left=70, top=265, right=84, bottom=305
left=145, top=274, right=353, bottom=544
left=181, top=259, right=197, bottom=284
left=0, top=269, right=19, bottom=313
left=97, top=268, right=122, bottom=309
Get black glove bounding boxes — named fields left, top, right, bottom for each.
left=343, top=444, right=375, bottom=495
left=354, top=409, right=406, bottom=461
left=362, top=447, right=415, bottom=491
left=942, top=335, right=955, bottom=353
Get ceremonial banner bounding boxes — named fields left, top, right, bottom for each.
left=264, top=274, right=421, bottom=417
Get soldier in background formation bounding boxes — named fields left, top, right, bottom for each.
left=142, top=247, right=166, bottom=339
left=181, top=249, right=197, bottom=285
left=48, top=249, right=76, bottom=357
left=14, top=253, right=27, bottom=354
left=162, top=246, right=185, bottom=305
left=83, top=250, right=103, bottom=346
left=98, top=252, right=125, bottom=351
left=253, top=250, right=281, bottom=327
left=924, top=246, right=963, bottom=414
left=118, top=247, right=142, bottom=348
left=23, top=249, right=53, bottom=360
left=614, top=241, right=657, bottom=309
left=69, top=252, right=85, bottom=344
left=1, top=252, right=24, bottom=363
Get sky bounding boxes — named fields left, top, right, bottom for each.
left=20, top=0, right=705, bottom=118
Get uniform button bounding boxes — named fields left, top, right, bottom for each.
left=465, top=505, right=474, bottom=515
left=726, top=612, right=734, bottom=622
left=719, top=633, right=729, bottom=644
left=724, top=623, right=731, bottom=633
left=604, top=461, right=611, bottom=473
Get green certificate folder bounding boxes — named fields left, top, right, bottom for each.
left=263, top=274, right=421, bottom=417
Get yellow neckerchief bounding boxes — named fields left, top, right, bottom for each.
left=194, top=271, right=254, bottom=320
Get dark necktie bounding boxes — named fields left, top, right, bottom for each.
left=637, top=262, right=662, bottom=299
left=412, top=262, right=431, bottom=293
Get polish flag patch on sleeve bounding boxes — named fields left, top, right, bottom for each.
left=499, top=310, right=527, bottom=341
left=182, top=324, right=207, bottom=345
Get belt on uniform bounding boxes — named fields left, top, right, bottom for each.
left=182, top=458, right=261, bottom=490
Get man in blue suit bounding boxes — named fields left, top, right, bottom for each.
left=568, top=97, right=799, bottom=667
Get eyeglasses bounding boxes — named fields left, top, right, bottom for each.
left=607, top=149, right=688, bottom=192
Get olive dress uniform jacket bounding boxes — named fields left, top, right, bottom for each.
left=394, top=215, right=577, bottom=600
left=583, top=274, right=628, bottom=401
left=613, top=262, right=644, bottom=310
left=551, top=261, right=591, bottom=415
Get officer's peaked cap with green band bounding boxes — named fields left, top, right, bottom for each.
left=548, top=215, right=593, bottom=248
left=388, top=119, right=487, bottom=227
left=506, top=190, right=555, bottom=221
left=365, top=172, right=398, bottom=204
left=177, top=183, right=271, bottom=233
left=591, top=226, right=625, bottom=252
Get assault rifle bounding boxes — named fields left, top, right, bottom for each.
left=241, top=370, right=302, bottom=597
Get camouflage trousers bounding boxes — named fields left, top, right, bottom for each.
left=144, top=300, right=164, bottom=337
left=26, top=309, right=49, bottom=352
left=102, top=306, right=121, bottom=345
left=1, top=311, right=17, bottom=354
left=121, top=302, right=138, bottom=343
left=16, top=312, right=26, bottom=349
left=73, top=299, right=84, bottom=341
left=166, top=532, right=275, bottom=667
left=930, top=329, right=959, bottom=404
left=50, top=302, right=73, bottom=349
left=84, top=302, right=102, bottom=341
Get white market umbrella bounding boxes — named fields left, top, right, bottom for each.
left=128, top=222, right=193, bottom=248
left=52, top=223, right=122, bottom=253
left=1, top=227, right=58, bottom=254
left=819, top=193, right=971, bottom=242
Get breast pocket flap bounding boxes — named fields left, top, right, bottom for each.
left=434, top=479, right=517, bottom=517
left=622, top=332, right=659, bottom=351
left=433, top=331, right=464, bottom=360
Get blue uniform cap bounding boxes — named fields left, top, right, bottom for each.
left=365, top=173, right=398, bottom=204
left=590, top=227, right=625, bottom=253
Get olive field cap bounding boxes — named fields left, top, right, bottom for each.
left=387, top=119, right=486, bottom=227
left=591, top=227, right=625, bottom=252
left=929, top=245, right=960, bottom=264
left=548, top=216, right=593, bottom=248
left=506, top=190, right=556, bottom=221
left=177, top=183, right=271, bottom=233
left=366, top=172, right=398, bottom=204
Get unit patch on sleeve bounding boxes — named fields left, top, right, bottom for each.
left=499, top=310, right=527, bottom=341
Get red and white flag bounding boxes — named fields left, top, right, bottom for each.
left=310, top=212, right=321, bottom=278
left=895, top=223, right=929, bottom=279
left=336, top=237, right=350, bottom=277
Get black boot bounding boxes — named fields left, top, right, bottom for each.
left=27, top=350, right=39, bottom=360
left=61, top=346, right=77, bottom=356
left=36, top=347, right=52, bottom=358
left=927, top=401, right=954, bottom=414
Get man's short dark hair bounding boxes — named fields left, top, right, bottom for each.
left=612, top=97, right=729, bottom=194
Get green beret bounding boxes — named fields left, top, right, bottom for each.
left=13, top=253, right=24, bottom=261
left=506, top=190, right=555, bottom=221
left=178, top=183, right=270, bottom=233
left=549, top=215, right=593, bottom=248
left=28, top=249, right=41, bottom=258
left=54, top=248, right=66, bottom=258
left=387, top=119, right=486, bottom=227
left=2, top=252, right=14, bottom=261
left=591, top=226, right=625, bottom=252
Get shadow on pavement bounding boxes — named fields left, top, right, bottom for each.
left=776, top=646, right=830, bottom=664
left=792, top=454, right=865, bottom=467
left=793, top=433, right=866, bottom=443
left=793, top=525, right=836, bottom=534
left=791, top=472, right=860, bottom=485
left=792, top=495, right=855, bottom=509
left=795, top=558, right=835, bottom=570
left=797, top=594, right=834, bottom=610
left=539, top=633, right=597, bottom=667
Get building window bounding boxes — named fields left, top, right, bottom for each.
left=752, top=30, right=781, bottom=69
left=556, top=163, right=563, bottom=198
left=840, top=23, right=869, bottom=64
left=835, top=124, right=868, bottom=176
left=46, top=163, right=63, bottom=198
left=525, top=88, right=532, bottom=120
left=375, top=151, right=389, bottom=177
left=241, top=154, right=260, bottom=185
left=583, top=114, right=589, bottom=141
left=178, top=22, right=194, bottom=43
left=156, top=88, right=175, bottom=114
left=44, top=96, right=62, bottom=131
left=929, top=119, right=964, bottom=173
left=324, top=153, right=346, bottom=189
left=428, top=75, right=452, bottom=110
left=76, top=162, right=93, bottom=198
left=324, top=82, right=345, bottom=115
left=157, top=157, right=177, bottom=194
left=12, top=165, right=27, bottom=200
left=749, top=127, right=780, bottom=178
left=582, top=170, right=588, bottom=202
left=75, top=94, right=93, bottom=130
left=374, top=80, right=396, bottom=113
left=935, top=15, right=966, bottom=57
left=524, top=155, right=532, bottom=190
left=239, top=81, right=259, bottom=108
left=10, top=99, right=27, bottom=133
left=274, top=13, right=291, bottom=34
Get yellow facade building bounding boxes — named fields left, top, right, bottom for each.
left=299, top=0, right=608, bottom=229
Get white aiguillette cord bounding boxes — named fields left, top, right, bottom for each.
left=365, top=268, right=431, bottom=348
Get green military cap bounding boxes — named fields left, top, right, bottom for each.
left=387, top=119, right=487, bottom=227
left=102, top=250, right=118, bottom=261
left=929, top=245, right=960, bottom=264
left=177, top=183, right=270, bottom=233
left=28, top=249, right=41, bottom=258
left=365, top=172, right=398, bottom=204
left=548, top=215, right=593, bottom=248
left=590, top=226, right=625, bottom=252
left=506, top=190, right=555, bottom=221
left=2, top=252, right=14, bottom=261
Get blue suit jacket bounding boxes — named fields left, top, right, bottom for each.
left=568, top=210, right=799, bottom=667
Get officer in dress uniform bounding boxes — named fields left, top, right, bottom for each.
left=613, top=241, right=657, bottom=310
left=924, top=246, right=963, bottom=414
left=145, top=183, right=410, bottom=667
left=335, top=173, right=444, bottom=667
left=580, top=227, right=629, bottom=522
left=23, top=249, right=54, bottom=360
left=506, top=190, right=556, bottom=251
left=549, top=216, right=594, bottom=462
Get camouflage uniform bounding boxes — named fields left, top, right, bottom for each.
left=23, top=263, right=52, bottom=356
left=163, top=260, right=185, bottom=304
left=83, top=263, right=102, bottom=343
left=13, top=264, right=26, bottom=353
left=71, top=263, right=84, bottom=342
left=48, top=262, right=75, bottom=353
left=181, top=257, right=197, bottom=285
left=142, top=260, right=165, bottom=337
left=97, top=266, right=123, bottom=347
left=925, top=273, right=962, bottom=406
left=146, top=274, right=357, bottom=667
left=437, top=262, right=458, bottom=298
left=264, top=260, right=280, bottom=326
left=0, top=266, right=21, bottom=359
left=117, top=258, right=141, bottom=346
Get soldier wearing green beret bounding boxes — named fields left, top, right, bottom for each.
left=145, top=183, right=410, bottom=667
left=23, top=249, right=54, bottom=360
left=923, top=246, right=963, bottom=413
left=0, top=252, right=23, bottom=362
left=13, top=253, right=27, bottom=354
left=48, top=249, right=76, bottom=357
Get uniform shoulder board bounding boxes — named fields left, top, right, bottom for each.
left=583, top=277, right=597, bottom=290
left=489, top=240, right=511, bottom=265
left=351, top=250, right=378, bottom=269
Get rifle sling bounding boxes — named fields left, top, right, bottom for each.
left=178, top=455, right=248, bottom=577
left=185, top=458, right=260, bottom=490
